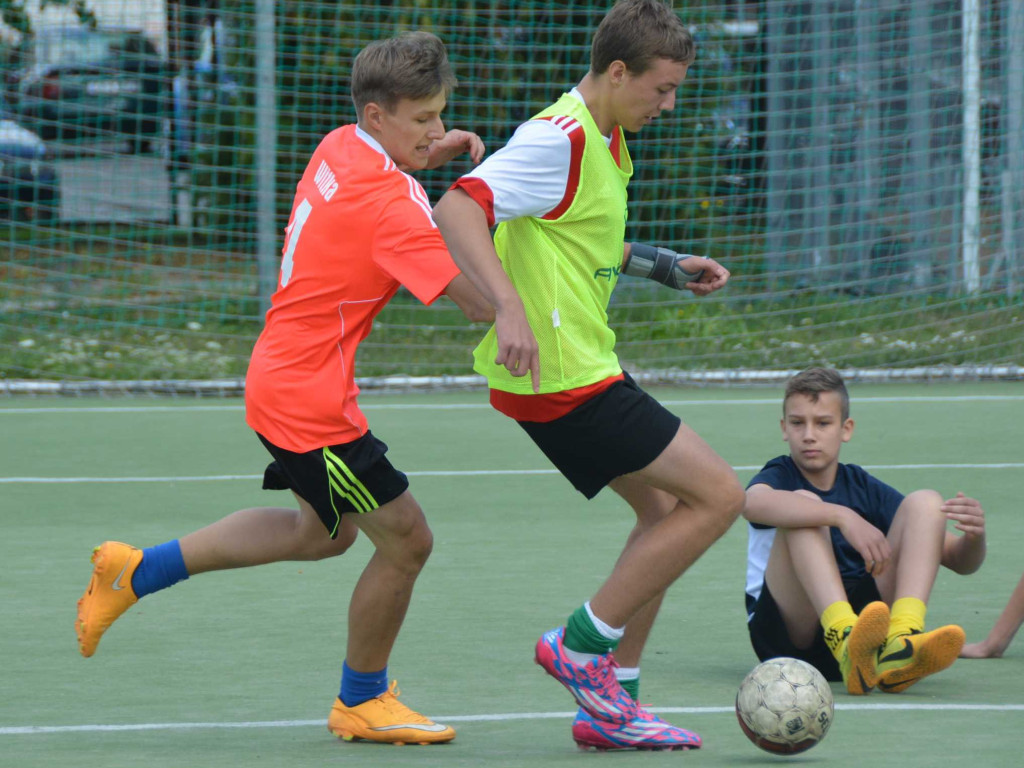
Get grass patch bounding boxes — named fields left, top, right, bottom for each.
left=2, top=282, right=1020, bottom=381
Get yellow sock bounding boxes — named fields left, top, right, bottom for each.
left=821, top=600, right=858, bottom=660
left=888, top=597, right=926, bottom=642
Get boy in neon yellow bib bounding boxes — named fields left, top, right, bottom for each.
left=434, top=0, right=743, bottom=751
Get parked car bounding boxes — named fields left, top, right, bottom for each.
left=0, top=95, right=59, bottom=222
left=4, top=26, right=168, bottom=153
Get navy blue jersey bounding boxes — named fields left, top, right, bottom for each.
left=747, top=455, right=905, bottom=581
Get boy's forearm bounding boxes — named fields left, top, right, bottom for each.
left=434, top=190, right=521, bottom=311
left=743, top=487, right=846, bottom=528
left=944, top=531, right=987, bottom=575
left=977, top=573, right=1024, bottom=653
left=992, top=574, right=1024, bottom=634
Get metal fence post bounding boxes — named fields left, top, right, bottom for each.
left=256, top=0, right=278, bottom=317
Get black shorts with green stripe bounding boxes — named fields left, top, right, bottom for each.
left=257, top=431, right=409, bottom=539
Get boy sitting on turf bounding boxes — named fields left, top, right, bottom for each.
left=743, top=367, right=987, bottom=694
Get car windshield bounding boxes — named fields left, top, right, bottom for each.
left=35, top=31, right=128, bottom=68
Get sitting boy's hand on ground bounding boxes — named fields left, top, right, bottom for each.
left=942, top=492, right=985, bottom=538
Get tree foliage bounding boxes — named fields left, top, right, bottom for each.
left=0, top=0, right=97, bottom=37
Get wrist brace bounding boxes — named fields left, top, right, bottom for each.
left=624, top=243, right=704, bottom=289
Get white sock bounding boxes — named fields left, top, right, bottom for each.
left=615, top=666, right=640, bottom=682
left=564, top=648, right=601, bottom=667
left=585, top=601, right=625, bottom=640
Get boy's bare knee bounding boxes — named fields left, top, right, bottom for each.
left=370, top=498, right=435, bottom=572
left=703, top=479, right=745, bottom=538
left=294, top=512, right=358, bottom=561
left=407, top=524, right=434, bottom=568
left=783, top=524, right=831, bottom=547
left=381, top=520, right=433, bottom=577
left=904, top=488, right=943, bottom=509
left=900, top=489, right=946, bottom=527
left=323, top=524, right=359, bottom=558
left=720, top=479, right=746, bottom=522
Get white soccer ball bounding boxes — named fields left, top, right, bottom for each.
left=735, top=657, right=834, bottom=755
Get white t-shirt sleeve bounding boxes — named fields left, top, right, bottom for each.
left=461, top=119, right=571, bottom=222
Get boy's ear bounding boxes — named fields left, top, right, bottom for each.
left=842, top=417, right=855, bottom=442
left=363, top=102, right=384, bottom=131
left=607, top=59, right=627, bottom=86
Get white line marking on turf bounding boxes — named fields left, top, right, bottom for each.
left=2, top=464, right=1022, bottom=484
left=1, top=463, right=1022, bottom=484
left=0, top=394, right=1021, bottom=415
left=0, top=471, right=555, bottom=484
left=3, top=703, right=1022, bottom=735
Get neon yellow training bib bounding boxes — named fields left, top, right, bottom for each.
left=474, top=93, right=633, bottom=394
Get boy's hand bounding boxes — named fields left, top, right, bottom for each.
left=681, top=255, right=729, bottom=296
left=836, top=508, right=891, bottom=576
left=426, top=130, right=485, bottom=169
left=494, top=305, right=540, bottom=393
left=943, top=492, right=985, bottom=538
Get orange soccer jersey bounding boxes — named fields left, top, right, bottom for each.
left=245, top=124, right=459, bottom=452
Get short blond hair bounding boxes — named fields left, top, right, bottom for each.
left=351, top=31, right=456, bottom=114
left=784, top=367, right=850, bottom=421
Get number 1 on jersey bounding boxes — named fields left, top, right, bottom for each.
left=280, top=198, right=313, bottom=287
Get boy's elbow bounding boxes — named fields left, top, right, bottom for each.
left=951, top=548, right=986, bottom=576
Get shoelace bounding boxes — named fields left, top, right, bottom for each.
left=634, top=707, right=666, bottom=724
left=377, top=681, right=434, bottom=724
left=585, top=656, right=638, bottom=714
left=583, top=655, right=618, bottom=689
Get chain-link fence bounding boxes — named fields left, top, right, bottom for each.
left=2, top=1, right=1021, bottom=392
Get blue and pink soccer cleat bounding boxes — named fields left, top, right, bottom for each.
left=534, top=627, right=638, bottom=724
left=572, top=707, right=703, bottom=751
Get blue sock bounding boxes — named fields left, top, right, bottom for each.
left=130, top=540, right=189, bottom=598
left=340, top=660, right=388, bottom=707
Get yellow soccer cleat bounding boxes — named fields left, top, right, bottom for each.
left=837, top=601, right=890, bottom=695
left=327, top=681, right=455, bottom=745
left=877, top=625, right=965, bottom=694
left=75, top=541, right=142, bottom=658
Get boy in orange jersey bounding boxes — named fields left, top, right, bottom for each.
left=75, top=32, right=491, bottom=746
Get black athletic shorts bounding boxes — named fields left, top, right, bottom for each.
left=257, top=430, right=409, bottom=539
left=517, top=372, right=682, bottom=499
left=747, top=576, right=883, bottom=681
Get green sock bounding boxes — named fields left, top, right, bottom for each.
left=617, top=673, right=640, bottom=702
left=564, top=604, right=620, bottom=655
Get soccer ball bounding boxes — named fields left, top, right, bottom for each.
left=735, top=657, right=834, bottom=755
